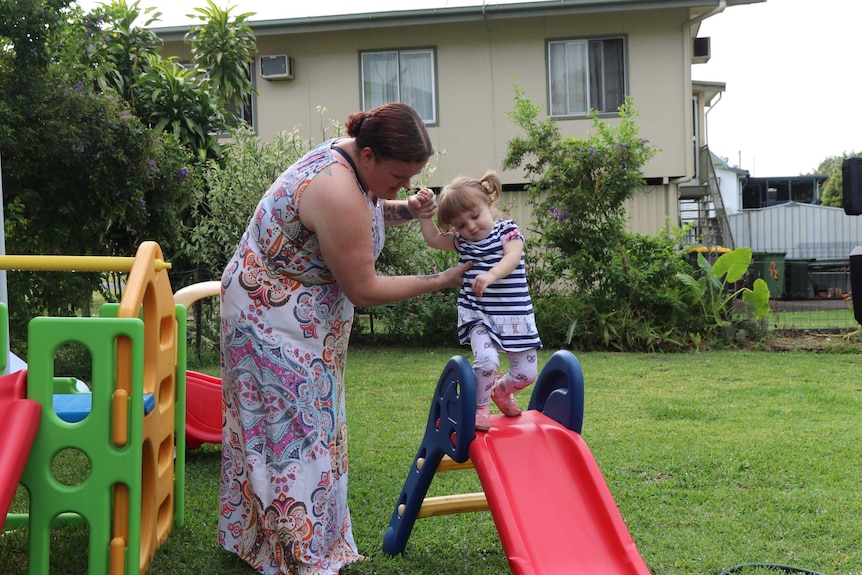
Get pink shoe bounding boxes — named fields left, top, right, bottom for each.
left=475, top=404, right=491, bottom=431
left=491, top=376, right=522, bottom=417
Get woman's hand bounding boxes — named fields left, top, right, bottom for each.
left=409, top=188, right=437, bottom=219
left=439, top=260, right=473, bottom=289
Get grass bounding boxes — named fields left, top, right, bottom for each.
left=769, top=308, right=858, bottom=330
left=4, top=347, right=862, bottom=574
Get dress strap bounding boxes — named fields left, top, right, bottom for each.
left=330, top=142, right=366, bottom=193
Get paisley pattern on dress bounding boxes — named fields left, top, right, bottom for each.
left=219, top=139, right=384, bottom=575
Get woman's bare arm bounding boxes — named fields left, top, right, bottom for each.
left=299, top=167, right=469, bottom=306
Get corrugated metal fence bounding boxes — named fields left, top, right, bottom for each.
left=726, top=202, right=862, bottom=332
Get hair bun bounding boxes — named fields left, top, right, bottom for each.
left=344, top=111, right=367, bottom=137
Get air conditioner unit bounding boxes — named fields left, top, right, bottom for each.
left=260, top=55, right=295, bottom=80
left=692, top=37, right=711, bottom=64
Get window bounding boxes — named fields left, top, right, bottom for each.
left=742, top=177, right=822, bottom=209
left=224, top=60, right=255, bottom=130
left=548, top=37, right=625, bottom=118
left=223, top=91, right=254, bottom=129
left=361, top=49, right=436, bottom=124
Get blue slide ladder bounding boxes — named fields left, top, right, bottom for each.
left=383, top=350, right=585, bottom=555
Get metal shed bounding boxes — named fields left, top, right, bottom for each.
left=727, top=202, right=862, bottom=298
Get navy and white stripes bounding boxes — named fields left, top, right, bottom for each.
left=455, top=219, right=542, bottom=352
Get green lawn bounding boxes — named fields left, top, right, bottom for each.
left=3, top=347, right=862, bottom=575
left=769, top=307, right=859, bottom=331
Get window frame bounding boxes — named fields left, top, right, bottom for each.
left=546, top=35, right=628, bottom=119
left=359, top=47, right=438, bottom=126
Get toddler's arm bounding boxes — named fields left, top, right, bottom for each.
left=472, top=238, right=523, bottom=297
left=416, top=189, right=457, bottom=252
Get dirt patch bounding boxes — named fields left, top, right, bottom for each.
left=765, top=331, right=862, bottom=352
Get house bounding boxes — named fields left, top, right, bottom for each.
left=741, top=174, right=827, bottom=209
left=710, top=152, right=750, bottom=215
left=154, top=0, right=765, bottom=236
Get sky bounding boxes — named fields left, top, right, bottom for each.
left=692, top=0, right=862, bottom=177
left=74, top=0, right=862, bottom=177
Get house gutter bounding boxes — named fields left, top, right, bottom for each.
left=706, top=91, right=722, bottom=112
left=153, top=0, right=743, bottom=41
left=683, top=0, right=726, bottom=28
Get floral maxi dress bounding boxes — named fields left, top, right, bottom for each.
left=219, top=139, right=382, bottom=575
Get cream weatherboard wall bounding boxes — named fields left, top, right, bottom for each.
left=157, top=4, right=734, bottom=235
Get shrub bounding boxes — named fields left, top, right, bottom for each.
left=502, top=86, right=762, bottom=351
left=183, top=124, right=313, bottom=276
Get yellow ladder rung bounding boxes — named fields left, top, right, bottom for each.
left=437, top=455, right=475, bottom=472
left=418, top=493, right=488, bottom=518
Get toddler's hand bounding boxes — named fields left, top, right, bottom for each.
left=409, top=187, right=437, bottom=219
left=472, top=273, right=495, bottom=297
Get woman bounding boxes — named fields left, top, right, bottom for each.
left=219, top=102, right=470, bottom=575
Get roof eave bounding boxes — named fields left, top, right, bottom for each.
left=153, top=0, right=766, bottom=41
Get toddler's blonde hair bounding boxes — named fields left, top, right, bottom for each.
left=436, top=170, right=502, bottom=232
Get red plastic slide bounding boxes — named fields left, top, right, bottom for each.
left=469, top=410, right=652, bottom=575
left=185, top=370, right=222, bottom=449
left=0, top=370, right=41, bottom=528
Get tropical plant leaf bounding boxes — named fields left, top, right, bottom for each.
left=742, top=277, right=772, bottom=319
left=713, top=247, right=752, bottom=284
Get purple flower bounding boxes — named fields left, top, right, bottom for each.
left=177, top=167, right=189, bottom=178
left=548, top=206, right=569, bottom=222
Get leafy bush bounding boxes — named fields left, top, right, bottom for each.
left=183, top=124, right=313, bottom=276
left=357, top=289, right=460, bottom=347
left=354, top=224, right=462, bottom=347
left=504, top=89, right=657, bottom=298
left=503, top=87, right=761, bottom=351
left=1, top=81, right=197, bottom=354
left=677, top=247, right=771, bottom=346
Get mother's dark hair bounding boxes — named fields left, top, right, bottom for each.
left=344, top=103, right=434, bottom=163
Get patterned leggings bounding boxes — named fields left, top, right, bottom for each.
left=469, top=324, right=539, bottom=407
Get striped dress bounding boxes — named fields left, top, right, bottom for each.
left=455, top=219, right=542, bottom=352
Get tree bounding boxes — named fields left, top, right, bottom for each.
left=185, top=0, right=258, bottom=121
left=82, top=0, right=230, bottom=163
left=0, top=0, right=200, bottom=350
left=82, top=0, right=164, bottom=106
left=504, top=87, right=657, bottom=296
left=502, top=87, right=728, bottom=350
left=816, top=152, right=860, bottom=208
left=135, top=56, right=224, bottom=163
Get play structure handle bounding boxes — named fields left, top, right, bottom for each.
left=0, top=255, right=170, bottom=272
